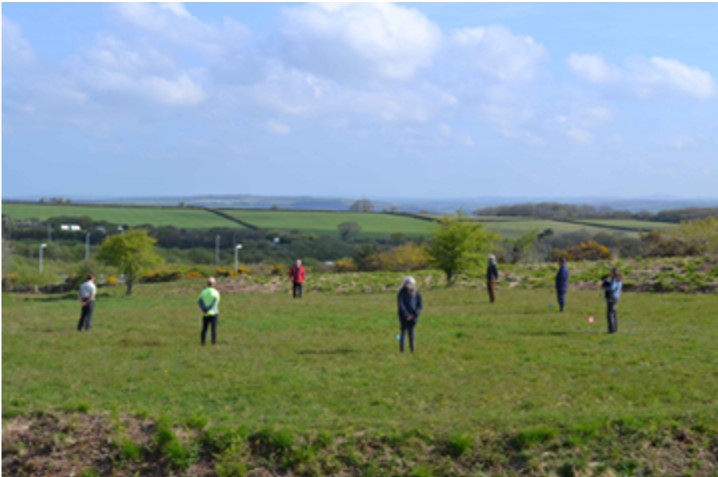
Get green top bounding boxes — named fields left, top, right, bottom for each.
left=198, top=287, right=220, bottom=317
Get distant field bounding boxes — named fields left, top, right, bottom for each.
left=2, top=203, right=242, bottom=230
left=3, top=202, right=676, bottom=238
left=477, top=219, right=622, bottom=237
left=222, top=209, right=436, bottom=237
left=417, top=214, right=647, bottom=237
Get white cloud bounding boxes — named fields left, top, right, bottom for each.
left=547, top=104, right=613, bottom=145
left=450, top=25, right=546, bottom=82
left=265, top=120, right=291, bottom=136
left=279, top=3, right=441, bottom=82
left=567, top=54, right=617, bottom=83
left=245, top=61, right=456, bottom=125
left=568, top=53, right=716, bottom=100
left=2, top=16, right=35, bottom=64
left=142, top=74, right=206, bottom=106
left=111, top=3, right=249, bottom=58
left=638, top=57, right=715, bottom=99
left=71, top=35, right=206, bottom=106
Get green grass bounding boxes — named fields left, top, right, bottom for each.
left=3, top=280, right=717, bottom=435
left=474, top=218, right=632, bottom=237
left=2, top=203, right=242, bottom=230
left=222, top=209, right=436, bottom=237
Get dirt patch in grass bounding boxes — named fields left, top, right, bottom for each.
left=3, top=412, right=717, bottom=477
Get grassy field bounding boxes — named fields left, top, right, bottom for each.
left=423, top=214, right=672, bottom=237
left=475, top=218, right=625, bottom=238
left=221, top=209, right=437, bottom=237
left=4, top=281, right=717, bottom=435
left=2, top=203, right=242, bottom=230
left=4, top=203, right=675, bottom=239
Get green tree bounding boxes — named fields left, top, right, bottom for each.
left=428, top=216, right=499, bottom=285
left=669, top=217, right=718, bottom=255
left=504, top=229, right=539, bottom=264
left=338, top=221, right=361, bottom=241
left=97, top=229, right=163, bottom=295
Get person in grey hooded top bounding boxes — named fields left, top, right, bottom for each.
left=397, top=276, right=423, bottom=353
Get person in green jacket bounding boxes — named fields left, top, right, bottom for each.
left=198, top=277, right=221, bottom=345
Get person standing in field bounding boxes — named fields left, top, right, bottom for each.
left=77, top=274, right=96, bottom=331
left=486, top=255, right=499, bottom=303
left=601, top=267, right=623, bottom=334
left=288, top=259, right=306, bottom=299
left=198, top=277, right=221, bottom=345
left=555, top=257, right=569, bottom=312
left=397, top=276, right=423, bottom=353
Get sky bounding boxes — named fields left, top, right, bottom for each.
left=2, top=2, right=718, bottom=201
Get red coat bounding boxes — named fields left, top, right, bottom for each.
left=289, top=265, right=306, bottom=284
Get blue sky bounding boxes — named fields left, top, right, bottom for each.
left=3, top=2, right=718, bottom=200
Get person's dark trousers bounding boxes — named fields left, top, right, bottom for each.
left=606, top=300, right=618, bottom=333
left=77, top=301, right=95, bottom=331
left=557, top=291, right=566, bottom=312
left=487, top=280, right=497, bottom=303
left=201, top=315, right=219, bottom=345
left=399, top=318, right=416, bottom=353
left=293, top=282, right=303, bottom=299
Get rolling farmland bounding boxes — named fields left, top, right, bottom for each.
left=220, top=209, right=437, bottom=237
left=2, top=202, right=677, bottom=238
left=2, top=203, right=242, bottom=230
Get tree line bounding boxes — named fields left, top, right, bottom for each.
left=473, top=202, right=718, bottom=223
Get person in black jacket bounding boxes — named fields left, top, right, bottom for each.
left=555, top=257, right=569, bottom=312
left=397, top=276, right=423, bottom=353
left=486, top=255, right=499, bottom=303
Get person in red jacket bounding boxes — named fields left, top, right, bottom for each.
left=288, top=259, right=306, bottom=299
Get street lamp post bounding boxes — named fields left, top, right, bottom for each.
left=39, top=243, right=47, bottom=273
left=234, top=244, right=243, bottom=273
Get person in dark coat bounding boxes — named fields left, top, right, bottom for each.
left=601, top=267, right=623, bottom=334
left=486, top=255, right=499, bottom=303
left=555, top=257, right=569, bottom=312
left=397, top=276, right=423, bottom=353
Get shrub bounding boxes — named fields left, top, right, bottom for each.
left=270, top=263, right=286, bottom=276
left=378, top=242, right=430, bottom=271
left=335, top=258, right=357, bottom=272
left=185, top=270, right=205, bottom=280
left=141, top=268, right=182, bottom=283
left=550, top=240, right=611, bottom=261
left=2, top=273, right=19, bottom=290
left=215, top=268, right=232, bottom=277
left=105, top=275, right=120, bottom=285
